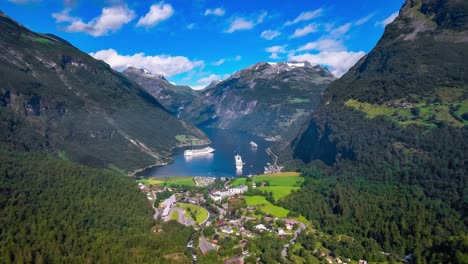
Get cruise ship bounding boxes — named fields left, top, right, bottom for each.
left=235, top=154, right=243, bottom=170
left=184, top=147, right=215, bottom=156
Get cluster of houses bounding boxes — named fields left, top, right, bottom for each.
left=209, top=185, right=248, bottom=202
left=137, top=182, right=154, bottom=200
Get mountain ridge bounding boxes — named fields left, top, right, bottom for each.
left=180, top=60, right=336, bottom=140
left=0, top=12, right=208, bottom=172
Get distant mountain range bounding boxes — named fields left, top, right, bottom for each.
left=179, top=61, right=336, bottom=140
left=0, top=12, right=208, bottom=172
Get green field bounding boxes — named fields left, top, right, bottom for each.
left=177, top=203, right=209, bottom=224
left=233, top=172, right=303, bottom=201
left=345, top=98, right=467, bottom=127
left=138, top=177, right=194, bottom=187
left=245, top=196, right=289, bottom=218
left=170, top=210, right=179, bottom=220
left=232, top=172, right=302, bottom=187
left=257, top=186, right=300, bottom=200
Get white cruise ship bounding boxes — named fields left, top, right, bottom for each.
left=235, top=154, right=243, bottom=170
left=184, top=147, right=215, bottom=156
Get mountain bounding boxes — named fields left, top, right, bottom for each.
left=123, top=66, right=197, bottom=114
left=0, top=12, right=208, bottom=172
left=281, top=0, right=467, bottom=261
left=181, top=61, right=336, bottom=140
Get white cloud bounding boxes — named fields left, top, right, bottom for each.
left=330, top=22, right=351, bottom=36
left=204, top=7, right=225, bottom=16
left=355, top=14, right=374, bottom=25
left=227, top=18, right=254, bottom=33
left=290, top=24, right=317, bottom=38
left=212, top=59, right=225, bottom=66
left=260, top=30, right=281, bottom=40
left=285, top=8, right=323, bottom=26
left=266, top=45, right=287, bottom=59
left=297, top=38, right=344, bottom=52
left=376, top=11, right=398, bottom=27
left=187, top=23, right=195, bottom=29
left=234, top=55, right=242, bottom=61
left=226, top=12, right=267, bottom=33
left=52, top=6, right=135, bottom=36
left=89, top=48, right=204, bottom=77
left=197, top=74, right=222, bottom=84
left=289, top=51, right=365, bottom=77
left=136, top=2, right=173, bottom=28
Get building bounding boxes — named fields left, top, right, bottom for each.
left=209, top=186, right=248, bottom=202
left=229, top=185, right=248, bottom=194
left=213, top=234, right=220, bottom=244
left=199, top=236, right=216, bottom=255
left=358, top=261, right=367, bottom=264
left=255, top=224, right=267, bottom=231
left=161, top=194, right=176, bottom=218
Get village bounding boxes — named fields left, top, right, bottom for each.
left=137, top=173, right=370, bottom=264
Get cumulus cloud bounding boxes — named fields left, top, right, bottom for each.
left=136, top=2, right=173, bottom=28
left=260, top=30, right=281, bottom=40
left=52, top=6, right=135, bottom=36
left=266, top=45, right=287, bottom=59
left=289, top=51, right=365, bottom=77
left=226, top=12, right=267, bottom=33
left=204, top=7, right=225, bottom=16
left=285, top=8, right=323, bottom=26
left=89, top=48, right=204, bottom=77
left=355, top=14, right=374, bottom=25
left=197, top=74, right=222, bottom=84
left=376, top=11, right=398, bottom=27
left=290, top=24, right=317, bottom=38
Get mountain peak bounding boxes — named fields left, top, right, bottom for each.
left=124, top=67, right=168, bottom=82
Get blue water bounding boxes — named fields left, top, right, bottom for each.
left=139, top=128, right=273, bottom=177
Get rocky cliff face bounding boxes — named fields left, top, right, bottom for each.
left=122, top=67, right=197, bottom=114
left=181, top=61, right=335, bottom=140
left=0, top=12, right=208, bottom=172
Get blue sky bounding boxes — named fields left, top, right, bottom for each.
left=3, top=0, right=403, bottom=89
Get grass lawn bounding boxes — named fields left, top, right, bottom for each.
left=232, top=172, right=302, bottom=187
left=245, top=196, right=289, bottom=218
left=138, top=177, right=194, bottom=187
left=257, top=186, right=300, bottom=200
left=177, top=203, right=209, bottom=224
left=345, top=99, right=467, bottom=128
left=171, top=210, right=179, bottom=220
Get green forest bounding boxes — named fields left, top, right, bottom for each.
left=0, top=151, right=192, bottom=263
left=281, top=166, right=467, bottom=263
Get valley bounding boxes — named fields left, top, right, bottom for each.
left=0, top=0, right=467, bottom=263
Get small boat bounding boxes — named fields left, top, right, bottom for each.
left=235, top=154, right=243, bottom=170
left=184, top=147, right=215, bottom=156
left=249, top=141, right=258, bottom=149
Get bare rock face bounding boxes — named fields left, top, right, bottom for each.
left=181, top=61, right=336, bottom=140
left=123, top=67, right=196, bottom=114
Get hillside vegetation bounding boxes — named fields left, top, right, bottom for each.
left=0, top=151, right=193, bottom=263
left=286, top=0, right=468, bottom=262
left=0, top=12, right=207, bottom=173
